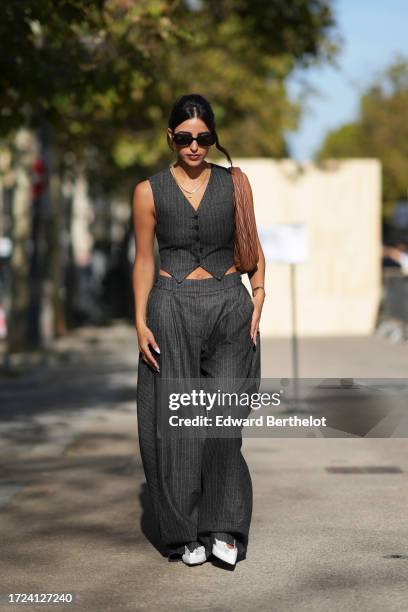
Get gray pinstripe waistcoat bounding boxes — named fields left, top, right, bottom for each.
left=147, top=162, right=235, bottom=283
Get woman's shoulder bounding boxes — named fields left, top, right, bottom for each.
left=146, top=165, right=169, bottom=184
left=210, top=161, right=231, bottom=173
left=209, top=162, right=234, bottom=186
left=133, top=167, right=168, bottom=199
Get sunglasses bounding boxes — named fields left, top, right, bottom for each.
left=171, top=130, right=216, bottom=147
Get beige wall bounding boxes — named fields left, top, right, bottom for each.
left=216, top=158, right=382, bottom=337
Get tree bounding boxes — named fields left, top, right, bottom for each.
left=0, top=0, right=340, bottom=351
left=1, top=0, right=340, bottom=179
left=316, top=56, right=408, bottom=214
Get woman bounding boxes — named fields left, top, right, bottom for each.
left=132, top=93, right=265, bottom=567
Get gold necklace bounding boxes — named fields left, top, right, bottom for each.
left=170, top=164, right=210, bottom=198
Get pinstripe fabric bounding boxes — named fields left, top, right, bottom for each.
left=136, top=271, right=261, bottom=561
left=147, top=162, right=235, bottom=283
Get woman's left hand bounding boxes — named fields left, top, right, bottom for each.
left=250, top=291, right=264, bottom=345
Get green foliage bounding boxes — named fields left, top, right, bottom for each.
left=0, top=0, right=339, bottom=189
left=316, top=56, right=408, bottom=209
left=207, top=0, right=338, bottom=64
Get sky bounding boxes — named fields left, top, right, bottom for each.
left=286, top=0, right=408, bottom=162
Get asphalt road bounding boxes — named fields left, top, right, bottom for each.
left=1, top=324, right=408, bottom=611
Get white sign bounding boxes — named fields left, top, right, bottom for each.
left=259, top=223, right=308, bottom=264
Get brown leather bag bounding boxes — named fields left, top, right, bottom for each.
left=229, top=166, right=260, bottom=274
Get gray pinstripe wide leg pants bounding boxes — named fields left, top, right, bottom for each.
left=136, top=271, right=261, bottom=561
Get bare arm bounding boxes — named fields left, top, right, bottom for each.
left=132, top=180, right=160, bottom=371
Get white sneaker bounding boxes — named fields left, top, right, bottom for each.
left=212, top=537, right=238, bottom=565
left=182, top=543, right=207, bottom=565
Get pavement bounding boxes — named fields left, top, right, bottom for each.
left=0, top=324, right=408, bottom=611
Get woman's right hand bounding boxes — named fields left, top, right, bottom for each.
left=137, top=323, right=161, bottom=372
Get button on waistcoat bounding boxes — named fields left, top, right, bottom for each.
left=147, top=162, right=236, bottom=283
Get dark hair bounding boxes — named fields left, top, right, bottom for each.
left=167, top=93, right=233, bottom=166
